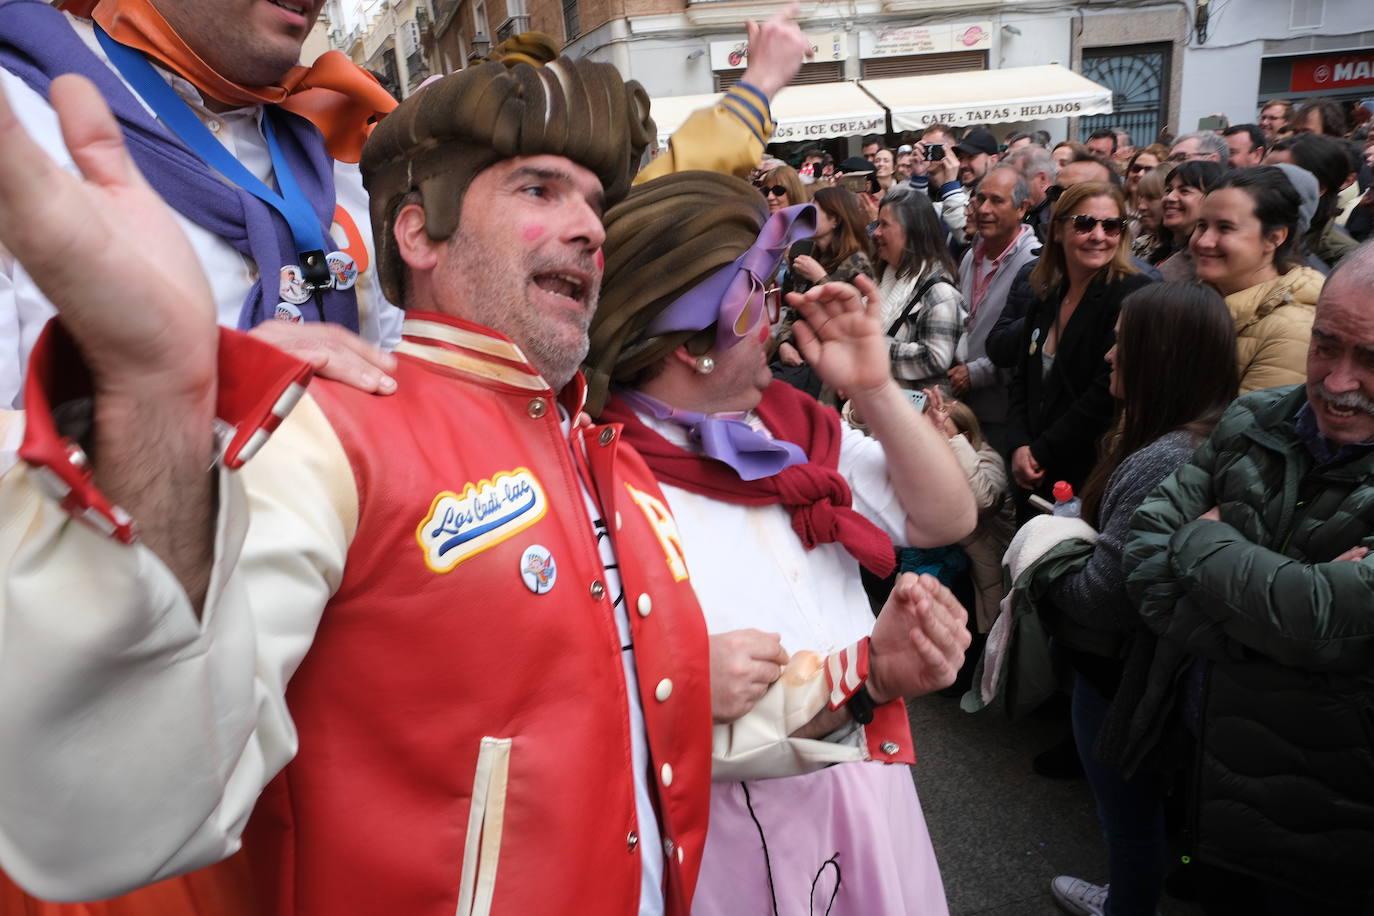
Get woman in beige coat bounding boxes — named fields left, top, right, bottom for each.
left=1192, top=167, right=1325, bottom=393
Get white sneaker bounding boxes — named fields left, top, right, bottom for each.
left=1050, top=876, right=1108, bottom=916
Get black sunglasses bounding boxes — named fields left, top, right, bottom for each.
left=762, top=185, right=788, bottom=197
left=1059, top=214, right=1127, bottom=236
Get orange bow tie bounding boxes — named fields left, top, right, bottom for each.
left=62, top=0, right=398, bottom=162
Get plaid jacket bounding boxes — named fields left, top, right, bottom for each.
left=883, top=270, right=966, bottom=388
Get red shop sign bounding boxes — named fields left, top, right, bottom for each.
left=1290, top=53, right=1374, bottom=92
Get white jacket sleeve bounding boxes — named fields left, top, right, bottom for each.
left=0, top=393, right=355, bottom=902
left=940, top=183, right=969, bottom=234
left=711, top=651, right=865, bottom=779
left=711, top=646, right=914, bottom=780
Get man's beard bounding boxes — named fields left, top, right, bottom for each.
left=444, top=227, right=599, bottom=390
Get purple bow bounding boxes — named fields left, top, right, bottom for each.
left=617, top=390, right=807, bottom=482
left=646, top=203, right=816, bottom=351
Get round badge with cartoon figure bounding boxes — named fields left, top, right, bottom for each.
left=519, top=544, right=557, bottom=595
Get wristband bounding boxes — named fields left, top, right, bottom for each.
left=846, top=683, right=878, bottom=725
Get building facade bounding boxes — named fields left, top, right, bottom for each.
left=325, top=0, right=1374, bottom=143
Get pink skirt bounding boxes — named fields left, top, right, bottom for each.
left=692, top=761, right=948, bottom=916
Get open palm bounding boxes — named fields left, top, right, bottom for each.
left=0, top=75, right=216, bottom=394
left=788, top=273, right=892, bottom=396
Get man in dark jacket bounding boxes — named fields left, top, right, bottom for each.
left=1123, top=241, right=1374, bottom=915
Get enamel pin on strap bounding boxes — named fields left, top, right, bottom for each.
left=95, top=27, right=357, bottom=315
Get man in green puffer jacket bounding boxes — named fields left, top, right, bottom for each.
left=1122, top=242, right=1374, bottom=915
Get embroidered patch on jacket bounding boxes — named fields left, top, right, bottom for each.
left=416, top=469, right=548, bottom=573
left=625, top=482, right=690, bottom=582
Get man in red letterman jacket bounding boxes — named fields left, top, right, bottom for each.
left=0, top=55, right=712, bottom=915
left=0, top=32, right=972, bottom=916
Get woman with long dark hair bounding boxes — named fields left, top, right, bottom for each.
left=786, top=186, right=876, bottom=294
left=1265, top=132, right=1360, bottom=268
left=871, top=185, right=965, bottom=391
left=1156, top=160, right=1224, bottom=281
left=1044, top=282, right=1239, bottom=916
left=775, top=186, right=877, bottom=373
left=1192, top=166, right=1325, bottom=393
left=1007, top=181, right=1152, bottom=513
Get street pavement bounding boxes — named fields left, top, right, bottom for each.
left=908, top=690, right=1207, bottom=916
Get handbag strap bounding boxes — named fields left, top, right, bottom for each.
left=886, top=275, right=945, bottom=337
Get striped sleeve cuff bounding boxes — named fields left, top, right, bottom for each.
left=18, top=323, right=314, bottom=544
left=825, top=638, right=871, bottom=709
left=720, top=82, right=775, bottom=145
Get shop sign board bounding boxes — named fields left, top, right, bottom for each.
left=772, top=114, right=886, bottom=141
left=710, top=32, right=847, bottom=70
left=1290, top=52, right=1374, bottom=92
left=858, top=22, right=992, bottom=59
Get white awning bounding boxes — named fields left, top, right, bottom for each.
left=859, top=64, right=1113, bottom=132
left=649, top=91, right=723, bottom=145
left=650, top=81, right=886, bottom=145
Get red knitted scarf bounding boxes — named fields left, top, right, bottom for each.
left=600, top=381, right=897, bottom=575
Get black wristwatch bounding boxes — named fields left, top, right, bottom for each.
left=846, top=683, right=878, bottom=725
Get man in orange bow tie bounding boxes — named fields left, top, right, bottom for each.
left=0, top=0, right=406, bottom=412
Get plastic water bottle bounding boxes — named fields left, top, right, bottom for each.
left=1051, top=481, right=1081, bottom=518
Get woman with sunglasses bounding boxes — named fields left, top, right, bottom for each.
left=1156, top=160, right=1224, bottom=282
left=1041, top=283, right=1239, bottom=916
left=759, top=164, right=809, bottom=215
left=1192, top=166, right=1325, bottom=393
left=1007, top=181, right=1152, bottom=515
left=871, top=185, right=966, bottom=392
left=1123, top=143, right=1168, bottom=223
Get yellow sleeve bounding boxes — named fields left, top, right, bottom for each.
left=635, top=82, right=776, bottom=185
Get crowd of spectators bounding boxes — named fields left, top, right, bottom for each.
left=753, top=97, right=1374, bottom=916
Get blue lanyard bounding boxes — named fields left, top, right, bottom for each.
left=94, top=26, right=330, bottom=283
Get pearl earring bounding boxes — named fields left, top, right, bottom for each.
left=695, top=356, right=715, bottom=374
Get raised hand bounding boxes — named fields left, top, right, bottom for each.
left=0, top=75, right=221, bottom=607
left=739, top=1, right=813, bottom=98
left=867, top=573, right=971, bottom=704
left=790, top=254, right=826, bottom=283
left=788, top=273, right=892, bottom=398
left=709, top=628, right=789, bottom=723
left=923, top=386, right=952, bottom=436
left=930, top=144, right=960, bottom=188
left=776, top=340, right=804, bottom=367
left=0, top=75, right=216, bottom=397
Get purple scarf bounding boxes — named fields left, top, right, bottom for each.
left=0, top=0, right=360, bottom=332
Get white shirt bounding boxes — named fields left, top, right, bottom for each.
left=571, top=416, right=665, bottom=916
left=0, top=14, right=404, bottom=409
left=641, top=412, right=909, bottom=655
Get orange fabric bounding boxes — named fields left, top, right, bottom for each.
left=0, top=854, right=256, bottom=916
left=60, top=0, right=396, bottom=162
